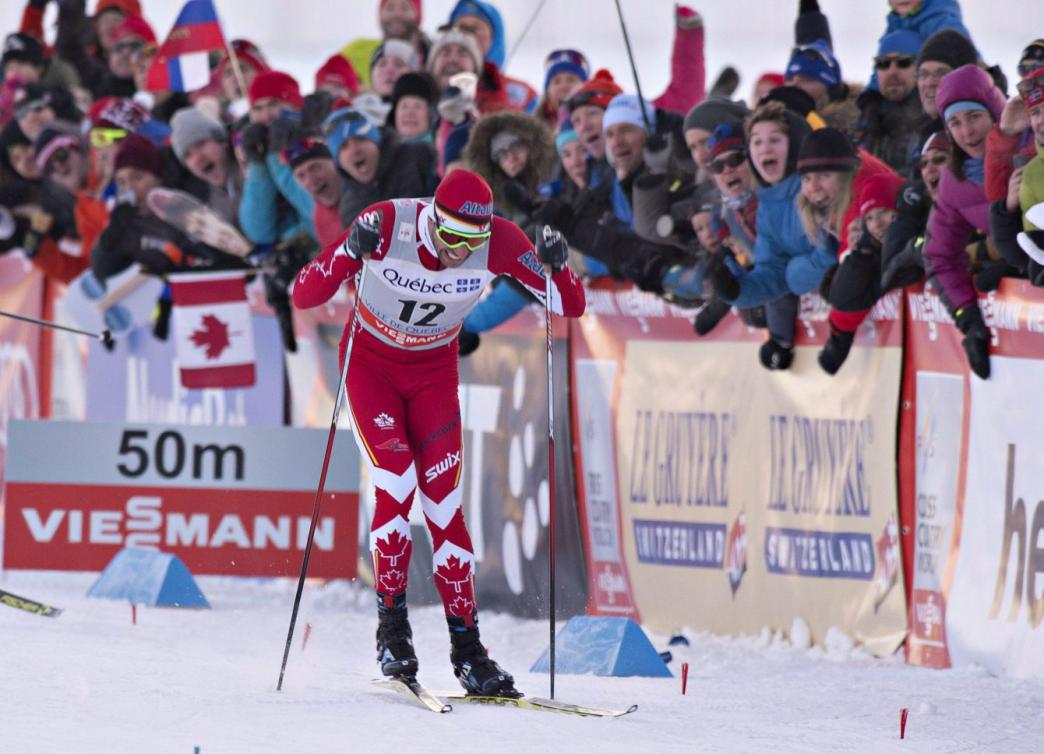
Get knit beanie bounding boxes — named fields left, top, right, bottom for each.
left=1020, top=39, right=1044, bottom=76
left=33, top=125, right=81, bottom=173
left=566, top=69, right=623, bottom=113
left=555, top=127, right=578, bottom=154
left=114, top=133, right=164, bottom=177
left=323, top=108, right=382, bottom=158
left=683, top=95, right=749, bottom=134
left=112, top=14, right=157, bottom=45
left=544, top=49, right=589, bottom=92
left=758, top=85, right=816, bottom=117
left=797, top=128, right=858, bottom=174
left=921, top=130, right=952, bottom=155
left=315, top=54, right=360, bottom=96
left=449, top=0, right=505, bottom=69
left=857, top=173, right=904, bottom=216
left=380, top=0, right=421, bottom=23
left=433, top=168, right=493, bottom=233
left=3, top=33, right=44, bottom=68
left=281, top=136, right=332, bottom=170
left=877, top=30, right=922, bottom=58
left=95, top=0, right=142, bottom=17
left=248, top=70, right=303, bottom=109
left=708, top=122, right=747, bottom=162
left=917, top=29, right=978, bottom=71
left=386, top=72, right=438, bottom=126
left=170, top=107, right=226, bottom=162
left=785, top=40, right=841, bottom=88
left=427, top=28, right=483, bottom=77
left=602, top=94, right=656, bottom=133
left=87, top=96, right=149, bottom=132
left=371, top=39, right=420, bottom=72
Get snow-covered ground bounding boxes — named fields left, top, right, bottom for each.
left=3, top=571, right=1043, bottom=754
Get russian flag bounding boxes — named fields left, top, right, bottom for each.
left=145, top=0, right=227, bottom=93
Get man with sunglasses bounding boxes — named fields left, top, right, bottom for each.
left=292, top=168, right=584, bottom=697
left=99, top=14, right=155, bottom=98
left=855, top=30, right=925, bottom=176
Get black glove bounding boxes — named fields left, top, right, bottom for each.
left=537, top=225, right=568, bottom=273
left=759, top=338, right=794, bottom=371
left=642, top=133, right=671, bottom=175
left=818, top=263, right=838, bottom=300
left=975, top=260, right=1020, bottom=292
left=533, top=198, right=574, bottom=232
left=707, top=252, right=740, bottom=301
left=300, top=92, right=333, bottom=131
left=239, top=123, right=269, bottom=164
left=458, top=329, right=480, bottom=357
left=955, top=305, right=990, bottom=379
left=268, top=115, right=301, bottom=155
left=344, top=210, right=382, bottom=259
left=817, top=324, right=856, bottom=376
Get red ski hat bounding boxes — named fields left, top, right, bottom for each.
left=858, top=173, right=904, bottom=217
left=434, top=169, right=493, bottom=234
left=248, top=70, right=303, bottom=109
left=88, top=96, right=148, bottom=131
left=112, top=14, right=157, bottom=45
left=566, top=68, right=623, bottom=113
left=315, top=54, right=360, bottom=96
left=95, top=0, right=142, bottom=17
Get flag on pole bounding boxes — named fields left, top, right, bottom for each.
left=145, top=0, right=226, bottom=93
left=169, top=271, right=256, bottom=389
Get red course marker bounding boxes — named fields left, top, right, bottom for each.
left=301, top=622, right=313, bottom=651
left=900, top=707, right=909, bottom=739
left=681, top=662, right=689, bottom=695
left=131, top=604, right=137, bottom=625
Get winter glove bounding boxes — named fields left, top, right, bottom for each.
left=458, top=329, right=480, bottom=357
left=759, top=338, right=795, bottom=371
left=239, top=122, right=269, bottom=164
left=955, top=305, right=991, bottom=380
left=268, top=115, right=301, bottom=155
left=880, top=237, right=925, bottom=292
left=975, top=259, right=1020, bottom=292
left=537, top=225, right=568, bottom=273
left=676, top=4, right=702, bottom=28
left=693, top=298, right=730, bottom=335
left=300, top=91, right=333, bottom=132
left=707, top=252, right=740, bottom=301
left=152, top=295, right=172, bottom=341
left=818, top=263, right=838, bottom=300
left=437, top=86, right=474, bottom=126
left=642, top=133, right=671, bottom=175
left=344, top=210, right=382, bottom=259
left=817, top=323, right=855, bottom=376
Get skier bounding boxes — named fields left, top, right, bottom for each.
left=291, top=169, right=585, bottom=697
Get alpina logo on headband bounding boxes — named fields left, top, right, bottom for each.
left=458, top=200, right=492, bottom=216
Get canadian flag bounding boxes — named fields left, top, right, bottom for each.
left=169, top=271, right=255, bottom=388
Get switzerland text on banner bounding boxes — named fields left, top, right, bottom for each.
left=145, top=0, right=226, bottom=93
left=169, top=271, right=255, bottom=389
left=570, top=282, right=908, bottom=655
left=904, top=280, right=1044, bottom=677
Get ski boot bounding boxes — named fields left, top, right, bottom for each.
left=448, top=615, right=521, bottom=698
left=376, top=594, right=418, bottom=678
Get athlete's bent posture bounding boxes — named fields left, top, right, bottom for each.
left=292, top=169, right=585, bottom=696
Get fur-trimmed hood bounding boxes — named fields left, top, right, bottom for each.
left=462, top=110, right=555, bottom=214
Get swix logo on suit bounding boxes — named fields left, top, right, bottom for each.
left=425, top=450, right=461, bottom=483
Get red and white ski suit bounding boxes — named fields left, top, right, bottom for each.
left=292, top=198, right=585, bottom=621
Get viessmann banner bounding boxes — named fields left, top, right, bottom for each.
left=905, top=281, right=1044, bottom=677
left=571, top=282, right=907, bottom=655
left=3, top=420, right=359, bottom=578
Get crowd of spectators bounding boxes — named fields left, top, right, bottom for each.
left=0, top=0, right=1041, bottom=379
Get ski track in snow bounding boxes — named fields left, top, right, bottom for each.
left=2, top=573, right=1044, bottom=753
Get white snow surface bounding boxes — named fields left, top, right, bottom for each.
left=3, top=572, right=1044, bottom=754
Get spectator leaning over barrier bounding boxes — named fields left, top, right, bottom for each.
left=283, top=136, right=346, bottom=249
left=385, top=71, right=437, bottom=143
left=170, top=106, right=241, bottom=227
left=795, top=127, right=900, bottom=375
left=856, top=30, right=925, bottom=175
left=682, top=95, right=749, bottom=186
left=880, top=130, right=951, bottom=292
left=237, top=71, right=315, bottom=247
left=324, top=107, right=437, bottom=227
left=924, top=64, right=1007, bottom=380
left=984, top=41, right=1043, bottom=206
left=708, top=101, right=824, bottom=371
left=990, top=65, right=1044, bottom=285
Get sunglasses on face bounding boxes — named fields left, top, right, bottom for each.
left=709, top=151, right=747, bottom=175
left=1018, top=45, right=1044, bottom=79
left=918, top=153, right=948, bottom=170
left=89, top=128, right=127, bottom=148
left=875, top=55, right=914, bottom=71
left=113, top=39, right=145, bottom=54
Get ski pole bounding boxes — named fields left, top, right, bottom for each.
left=276, top=274, right=366, bottom=691
left=541, top=226, right=558, bottom=700
left=612, top=0, right=653, bottom=133
left=0, top=309, right=114, bottom=348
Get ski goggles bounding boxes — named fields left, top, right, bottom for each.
left=1018, top=42, right=1044, bottom=78
left=709, top=151, right=747, bottom=175
left=89, top=127, right=128, bottom=148
left=874, top=54, right=915, bottom=71
left=434, top=209, right=490, bottom=251
left=1017, top=70, right=1044, bottom=107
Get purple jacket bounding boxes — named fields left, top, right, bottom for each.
left=924, top=66, right=1006, bottom=311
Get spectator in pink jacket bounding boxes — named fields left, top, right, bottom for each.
left=924, top=64, right=1006, bottom=379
